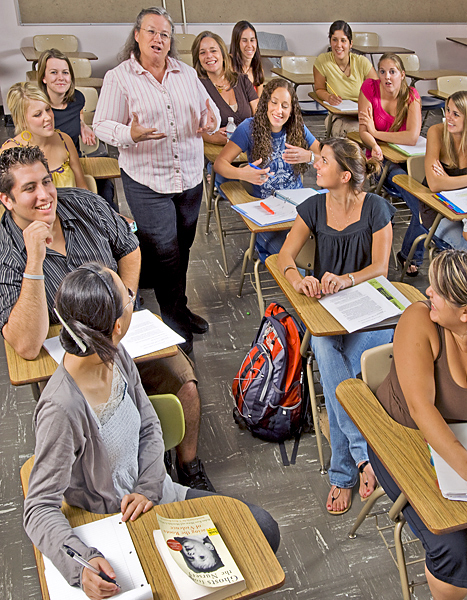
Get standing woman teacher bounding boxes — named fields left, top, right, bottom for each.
left=313, top=20, right=376, bottom=137
left=93, top=6, right=220, bottom=354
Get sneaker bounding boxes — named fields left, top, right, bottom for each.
left=176, top=457, right=216, bottom=492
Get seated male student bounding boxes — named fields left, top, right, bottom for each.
left=0, top=145, right=214, bottom=491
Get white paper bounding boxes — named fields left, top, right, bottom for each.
left=232, top=196, right=298, bottom=226
left=273, top=188, right=323, bottom=206
left=429, top=423, right=467, bottom=501
left=323, top=99, right=359, bottom=112
left=43, top=514, right=152, bottom=600
left=318, top=276, right=411, bottom=333
left=120, top=310, right=185, bottom=358
left=438, top=188, right=467, bottom=213
left=388, top=136, right=427, bottom=156
left=42, top=309, right=184, bottom=364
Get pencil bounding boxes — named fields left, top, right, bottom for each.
left=326, top=82, right=339, bottom=97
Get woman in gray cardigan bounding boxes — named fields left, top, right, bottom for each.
left=23, top=263, right=279, bottom=599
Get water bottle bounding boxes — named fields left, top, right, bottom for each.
left=226, top=117, right=236, bottom=141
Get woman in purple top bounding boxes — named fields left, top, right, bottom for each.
left=192, top=31, right=258, bottom=146
left=358, top=53, right=423, bottom=276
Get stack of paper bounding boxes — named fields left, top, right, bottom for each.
left=43, top=514, right=152, bottom=599
left=43, top=309, right=185, bottom=363
left=428, top=423, right=467, bottom=501
left=435, top=188, right=467, bottom=214
left=323, top=99, right=359, bottom=112
left=388, top=136, right=427, bottom=156
left=318, top=276, right=411, bottom=333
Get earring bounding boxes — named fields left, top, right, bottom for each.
left=21, top=130, right=32, bottom=143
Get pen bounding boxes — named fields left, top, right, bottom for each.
left=62, top=545, right=121, bottom=588
left=248, top=162, right=261, bottom=170
left=260, top=202, right=275, bottom=215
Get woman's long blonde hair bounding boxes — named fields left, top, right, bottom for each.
left=442, top=91, right=467, bottom=169
left=7, top=82, right=51, bottom=136
left=378, top=53, right=418, bottom=133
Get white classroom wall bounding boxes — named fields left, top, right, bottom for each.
left=0, top=0, right=466, bottom=111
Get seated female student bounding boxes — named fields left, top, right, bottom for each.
left=230, top=21, right=265, bottom=98
left=358, top=53, right=423, bottom=277
left=36, top=48, right=96, bottom=154
left=374, top=249, right=467, bottom=600
left=36, top=48, right=116, bottom=208
left=313, top=20, right=377, bottom=136
left=421, top=91, right=467, bottom=251
left=23, top=263, right=280, bottom=599
left=277, top=138, right=395, bottom=515
left=192, top=31, right=258, bottom=146
left=214, top=78, right=321, bottom=260
left=2, top=82, right=88, bottom=190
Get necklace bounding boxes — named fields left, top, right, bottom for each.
left=327, top=194, right=357, bottom=230
left=338, top=57, right=351, bottom=75
left=210, top=75, right=228, bottom=93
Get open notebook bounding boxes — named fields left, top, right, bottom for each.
left=43, top=514, right=152, bottom=599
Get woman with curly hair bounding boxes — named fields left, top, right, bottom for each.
left=230, top=21, right=264, bottom=97
left=214, top=78, right=320, bottom=258
left=192, top=31, right=258, bottom=146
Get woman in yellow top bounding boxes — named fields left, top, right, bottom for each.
left=2, top=82, right=88, bottom=189
left=313, top=20, right=377, bottom=136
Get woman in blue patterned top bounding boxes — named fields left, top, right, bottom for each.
left=214, top=78, right=321, bottom=258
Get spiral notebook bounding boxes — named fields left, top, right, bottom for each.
left=43, top=514, right=152, bottom=599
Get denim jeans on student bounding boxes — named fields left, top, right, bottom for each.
left=311, top=328, right=394, bottom=489
left=384, top=164, right=426, bottom=266
left=432, top=217, right=465, bottom=251
left=121, top=171, right=203, bottom=346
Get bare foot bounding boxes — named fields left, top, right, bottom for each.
left=326, top=485, right=352, bottom=515
left=358, top=461, right=377, bottom=499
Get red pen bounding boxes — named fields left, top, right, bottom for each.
left=260, top=202, right=275, bottom=215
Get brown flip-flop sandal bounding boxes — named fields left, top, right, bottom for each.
left=327, top=486, right=352, bottom=515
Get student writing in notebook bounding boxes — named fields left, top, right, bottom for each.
left=375, top=250, right=467, bottom=600
left=23, top=264, right=279, bottom=598
left=313, top=20, right=376, bottom=136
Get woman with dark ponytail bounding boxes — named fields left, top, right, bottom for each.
left=23, top=263, right=279, bottom=599
left=278, top=138, right=395, bottom=515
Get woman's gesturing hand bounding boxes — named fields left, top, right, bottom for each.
left=130, top=113, right=167, bottom=143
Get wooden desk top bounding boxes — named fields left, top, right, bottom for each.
left=308, top=91, right=358, bottom=116
left=20, top=457, right=285, bottom=600
left=405, top=69, right=467, bottom=83
left=428, top=89, right=449, bottom=100
left=347, top=131, right=410, bottom=164
left=337, top=378, right=467, bottom=534
left=265, top=253, right=426, bottom=337
left=446, top=37, right=467, bottom=47
left=79, top=157, right=120, bottom=179
left=270, top=67, right=314, bottom=86
left=220, top=181, right=298, bottom=234
left=203, top=141, right=247, bottom=165
left=21, top=47, right=98, bottom=62
left=392, top=174, right=467, bottom=221
left=260, top=48, right=294, bottom=59
left=352, top=45, right=414, bottom=55
left=5, top=322, right=178, bottom=386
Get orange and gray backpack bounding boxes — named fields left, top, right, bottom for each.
left=232, top=302, right=308, bottom=465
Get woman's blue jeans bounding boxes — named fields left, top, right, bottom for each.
left=311, top=328, right=394, bottom=488
left=385, top=164, right=426, bottom=266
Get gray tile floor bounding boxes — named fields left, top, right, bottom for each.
left=0, top=111, right=440, bottom=600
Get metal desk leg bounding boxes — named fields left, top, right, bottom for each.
left=253, top=258, right=265, bottom=317
left=31, top=382, right=41, bottom=402
left=326, top=114, right=334, bottom=138
left=214, top=193, right=229, bottom=277
left=238, top=233, right=256, bottom=298
left=205, top=165, right=216, bottom=234
left=301, top=331, right=327, bottom=474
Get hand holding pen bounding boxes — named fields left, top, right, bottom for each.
left=62, top=545, right=120, bottom=598
left=243, top=159, right=274, bottom=185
